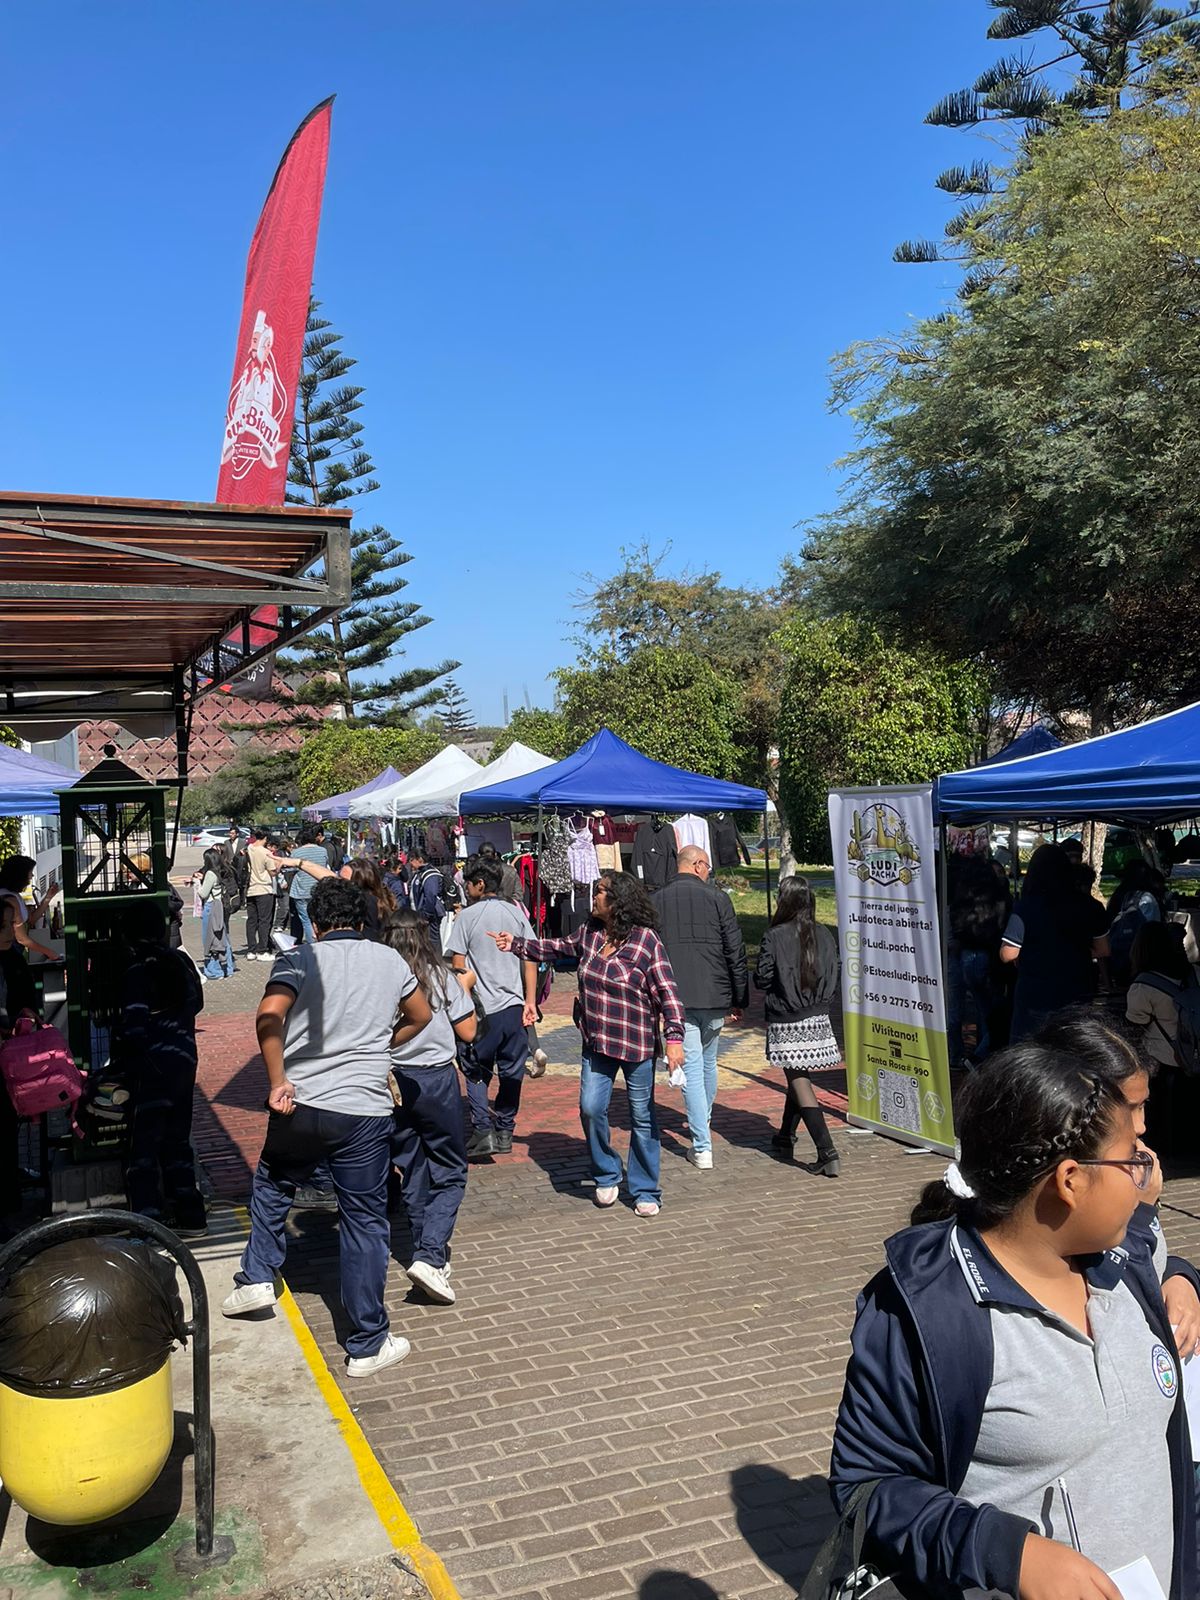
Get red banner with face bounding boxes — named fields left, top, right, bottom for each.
left=214, top=97, right=333, bottom=695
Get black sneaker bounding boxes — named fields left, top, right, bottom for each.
left=291, top=1185, right=338, bottom=1211
left=466, top=1130, right=497, bottom=1161
left=493, top=1130, right=513, bottom=1154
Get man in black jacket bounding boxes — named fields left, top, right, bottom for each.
left=655, top=845, right=748, bottom=1169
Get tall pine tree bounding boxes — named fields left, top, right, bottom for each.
left=438, top=678, right=475, bottom=739
left=896, top=1, right=1200, bottom=279
left=282, top=303, right=456, bottom=724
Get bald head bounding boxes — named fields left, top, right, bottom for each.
left=677, top=845, right=711, bottom=877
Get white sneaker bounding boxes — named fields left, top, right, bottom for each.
left=689, top=1149, right=714, bottom=1170
left=406, top=1260, right=456, bottom=1304
left=525, top=1049, right=549, bottom=1078
left=346, top=1332, right=412, bottom=1376
left=221, top=1281, right=277, bottom=1316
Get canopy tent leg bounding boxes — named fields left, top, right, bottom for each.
left=938, top=819, right=951, bottom=1064
left=763, top=810, right=773, bottom=918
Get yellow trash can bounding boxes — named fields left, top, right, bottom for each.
left=0, top=1236, right=183, bottom=1525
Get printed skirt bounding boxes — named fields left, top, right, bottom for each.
left=766, top=1015, right=841, bottom=1077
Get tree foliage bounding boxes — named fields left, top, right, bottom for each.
left=0, top=728, right=20, bottom=860
left=490, top=708, right=572, bottom=761
left=296, top=724, right=441, bottom=807
left=808, top=62, right=1200, bottom=734
left=573, top=544, right=794, bottom=792
left=181, top=749, right=299, bottom=825
left=555, top=647, right=742, bottom=778
left=899, top=1, right=1200, bottom=272
left=776, top=619, right=987, bottom=860
left=282, top=302, right=456, bottom=723
left=438, top=679, right=475, bottom=739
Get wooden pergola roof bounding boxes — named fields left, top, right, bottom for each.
left=0, top=490, right=351, bottom=682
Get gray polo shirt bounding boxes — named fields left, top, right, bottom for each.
left=953, top=1227, right=1176, bottom=1592
left=268, top=932, right=417, bottom=1117
left=444, top=896, right=533, bottom=1016
left=391, top=973, right=474, bottom=1070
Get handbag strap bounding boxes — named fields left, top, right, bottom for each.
left=797, top=1479, right=881, bottom=1600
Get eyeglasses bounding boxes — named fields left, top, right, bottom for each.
left=1077, top=1152, right=1155, bottom=1191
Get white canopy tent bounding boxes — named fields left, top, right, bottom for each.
left=348, top=744, right=486, bottom=821
left=460, top=740, right=553, bottom=799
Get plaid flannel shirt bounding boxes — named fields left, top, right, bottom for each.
left=512, top=923, right=686, bottom=1064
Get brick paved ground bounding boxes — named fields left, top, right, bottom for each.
left=185, top=906, right=1200, bottom=1600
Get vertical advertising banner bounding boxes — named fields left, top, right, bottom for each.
left=827, top=785, right=955, bottom=1156
left=214, top=96, right=334, bottom=695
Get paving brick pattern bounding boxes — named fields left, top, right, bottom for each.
left=187, top=903, right=1200, bottom=1599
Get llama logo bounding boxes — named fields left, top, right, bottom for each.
left=847, top=804, right=921, bottom=888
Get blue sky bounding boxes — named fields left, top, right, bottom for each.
left=2, top=0, right=997, bottom=724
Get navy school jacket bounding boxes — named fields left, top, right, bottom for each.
left=829, top=1208, right=1199, bottom=1600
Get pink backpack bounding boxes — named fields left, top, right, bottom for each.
left=0, top=1018, right=84, bottom=1117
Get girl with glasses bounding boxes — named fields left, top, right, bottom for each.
left=831, top=1017, right=1199, bottom=1600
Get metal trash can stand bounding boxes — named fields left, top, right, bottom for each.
left=0, top=1211, right=233, bottom=1568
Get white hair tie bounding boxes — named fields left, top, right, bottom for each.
left=944, top=1161, right=977, bottom=1200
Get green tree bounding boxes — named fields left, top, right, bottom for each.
left=490, top=708, right=572, bottom=761
left=808, top=62, right=1200, bottom=735
left=897, top=1, right=1200, bottom=278
left=555, top=647, right=741, bottom=778
left=438, top=679, right=475, bottom=740
left=776, top=618, right=986, bottom=860
left=574, top=543, right=794, bottom=796
left=181, top=749, right=299, bottom=825
left=296, top=724, right=441, bottom=807
left=282, top=302, right=456, bottom=723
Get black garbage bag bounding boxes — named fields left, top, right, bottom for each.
left=0, top=1238, right=185, bottom=1397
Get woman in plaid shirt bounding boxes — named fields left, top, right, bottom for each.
left=491, top=872, right=685, bottom=1217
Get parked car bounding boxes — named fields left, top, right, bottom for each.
left=190, top=825, right=247, bottom=849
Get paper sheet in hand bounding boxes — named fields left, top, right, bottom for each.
left=1109, top=1557, right=1167, bottom=1600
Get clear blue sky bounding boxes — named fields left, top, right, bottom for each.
left=2, top=0, right=996, bottom=725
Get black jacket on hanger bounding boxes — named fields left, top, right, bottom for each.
left=633, top=820, right=677, bottom=891
left=710, top=812, right=751, bottom=869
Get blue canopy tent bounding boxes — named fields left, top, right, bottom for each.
left=459, top=728, right=768, bottom=815
left=461, top=727, right=773, bottom=906
left=303, top=766, right=405, bottom=821
left=0, top=743, right=81, bottom=818
left=938, top=700, right=1200, bottom=824
left=977, top=721, right=1061, bottom=768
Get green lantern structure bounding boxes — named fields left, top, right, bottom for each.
left=58, top=746, right=170, bottom=1075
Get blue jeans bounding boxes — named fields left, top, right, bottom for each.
left=682, top=1008, right=724, bottom=1153
left=947, top=945, right=992, bottom=1064
left=390, top=1061, right=468, bottom=1270
left=293, top=900, right=314, bottom=945
left=201, top=900, right=234, bottom=979
left=238, top=1105, right=393, bottom=1358
left=461, top=1004, right=527, bottom=1133
left=579, top=1051, right=660, bottom=1204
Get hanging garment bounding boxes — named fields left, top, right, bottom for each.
left=673, top=814, right=711, bottom=856
left=588, top=812, right=621, bottom=872
left=539, top=816, right=573, bottom=896
left=710, top=812, right=751, bottom=869
left=633, top=820, right=677, bottom=891
left=567, top=820, right=601, bottom=888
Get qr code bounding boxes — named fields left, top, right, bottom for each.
left=876, top=1068, right=922, bottom=1134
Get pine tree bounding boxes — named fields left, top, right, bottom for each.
left=282, top=302, right=457, bottom=724
left=895, top=1, right=1200, bottom=280
left=439, top=678, right=475, bottom=739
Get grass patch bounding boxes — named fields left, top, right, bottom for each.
left=719, top=861, right=837, bottom=961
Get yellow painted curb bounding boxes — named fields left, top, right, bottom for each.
left=228, top=1207, right=461, bottom=1599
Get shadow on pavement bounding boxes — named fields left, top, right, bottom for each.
left=731, top=1463, right=836, bottom=1592
left=639, top=1574, right=720, bottom=1599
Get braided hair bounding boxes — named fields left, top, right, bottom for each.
left=911, top=1015, right=1134, bottom=1230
